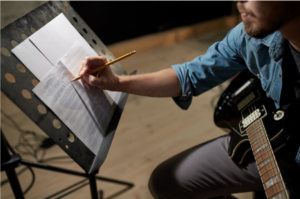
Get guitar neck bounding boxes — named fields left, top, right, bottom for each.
left=247, top=120, right=289, bottom=199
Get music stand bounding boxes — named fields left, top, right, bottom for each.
left=1, top=1, right=134, bottom=198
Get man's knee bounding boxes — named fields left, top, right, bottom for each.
left=148, top=159, right=197, bottom=199
left=148, top=161, right=179, bottom=199
left=149, top=163, right=168, bottom=198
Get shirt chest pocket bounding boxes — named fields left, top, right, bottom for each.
left=246, top=51, right=273, bottom=91
left=246, top=64, right=270, bottom=91
left=260, top=77, right=269, bottom=91
left=246, top=60, right=282, bottom=107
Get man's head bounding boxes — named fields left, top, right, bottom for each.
left=237, top=1, right=300, bottom=38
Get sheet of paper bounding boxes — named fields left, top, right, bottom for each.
left=29, top=13, right=90, bottom=66
left=62, top=40, right=122, bottom=135
left=33, top=61, right=102, bottom=155
left=11, top=39, right=53, bottom=80
left=12, top=13, right=96, bottom=81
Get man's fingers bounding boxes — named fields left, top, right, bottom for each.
left=78, top=61, right=86, bottom=76
left=80, top=57, right=94, bottom=76
left=78, top=56, right=108, bottom=76
left=83, top=74, right=101, bottom=87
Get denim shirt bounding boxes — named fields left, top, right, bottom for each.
left=171, top=22, right=300, bottom=166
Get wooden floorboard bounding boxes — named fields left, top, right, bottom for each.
left=1, top=29, right=253, bottom=199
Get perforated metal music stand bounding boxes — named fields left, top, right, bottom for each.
left=1, top=1, right=134, bottom=198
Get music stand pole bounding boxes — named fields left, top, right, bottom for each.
left=89, top=171, right=99, bottom=199
left=1, top=131, right=25, bottom=199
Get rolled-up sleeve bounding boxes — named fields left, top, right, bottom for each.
left=172, top=23, right=247, bottom=110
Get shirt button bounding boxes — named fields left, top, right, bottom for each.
left=274, top=100, right=277, bottom=103
left=279, top=74, right=282, bottom=77
left=257, top=74, right=260, bottom=78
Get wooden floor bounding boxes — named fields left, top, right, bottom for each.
left=1, top=29, right=253, bottom=199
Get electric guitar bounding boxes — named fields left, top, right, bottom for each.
left=214, top=70, right=290, bottom=199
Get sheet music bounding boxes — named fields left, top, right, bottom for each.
left=62, top=41, right=122, bottom=135
left=12, top=13, right=123, bottom=156
left=33, top=61, right=102, bottom=155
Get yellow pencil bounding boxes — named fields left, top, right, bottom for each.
left=71, top=50, right=136, bottom=82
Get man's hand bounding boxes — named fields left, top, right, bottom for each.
left=78, top=56, right=182, bottom=97
left=78, top=56, right=119, bottom=91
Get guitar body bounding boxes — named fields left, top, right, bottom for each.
left=214, top=70, right=288, bottom=164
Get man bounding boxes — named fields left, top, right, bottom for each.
left=79, top=1, right=300, bottom=198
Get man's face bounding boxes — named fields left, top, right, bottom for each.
left=237, top=1, right=300, bottom=38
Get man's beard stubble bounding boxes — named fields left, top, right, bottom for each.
left=243, top=18, right=283, bottom=39
left=239, top=2, right=300, bottom=39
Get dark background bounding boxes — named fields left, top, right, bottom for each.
left=71, top=2, right=233, bottom=45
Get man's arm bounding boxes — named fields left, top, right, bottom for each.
left=78, top=56, right=182, bottom=97
left=79, top=22, right=246, bottom=107
left=117, top=68, right=181, bottom=97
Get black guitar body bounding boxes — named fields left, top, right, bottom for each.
left=214, top=70, right=288, bottom=164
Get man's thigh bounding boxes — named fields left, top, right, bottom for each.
left=149, top=134, right=300, bottom=199
left=149, top=135, right=263, bottom=198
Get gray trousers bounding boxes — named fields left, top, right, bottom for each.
left=149, top=135, right=300, bottom=199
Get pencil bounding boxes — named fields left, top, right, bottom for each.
left=71, top=50, right=136, bottom=82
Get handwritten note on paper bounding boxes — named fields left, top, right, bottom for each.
left=33, top=61, right=103, bottom=155
left=61, top=41, right=123, bottom=135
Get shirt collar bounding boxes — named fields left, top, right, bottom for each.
left=245, top=30, right=284, bottom=61
left=261, top=31, right=284, bottom=61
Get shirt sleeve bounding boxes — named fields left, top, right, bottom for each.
left=172, top=22, right=247, bottom=110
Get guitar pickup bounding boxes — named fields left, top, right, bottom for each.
left=237, top=92, right=255, bottom=111
left=239, top=106, right=266, bottom=132
left=242, top=109, right=261, bottom=128
left=232, top=80, right=252, bottom=98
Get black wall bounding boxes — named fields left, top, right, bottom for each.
left=71, top=2, right=233, bottom=45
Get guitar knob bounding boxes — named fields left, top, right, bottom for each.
left=218, top=106, right=225, bottom=113
left=274, top=110, right=284, bottom=121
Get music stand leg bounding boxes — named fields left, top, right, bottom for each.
left=4, top=169, right=25, bottom=199
left=1, top=132, right=25, bottom=199
left=2, top=131, right=133, bottom=199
